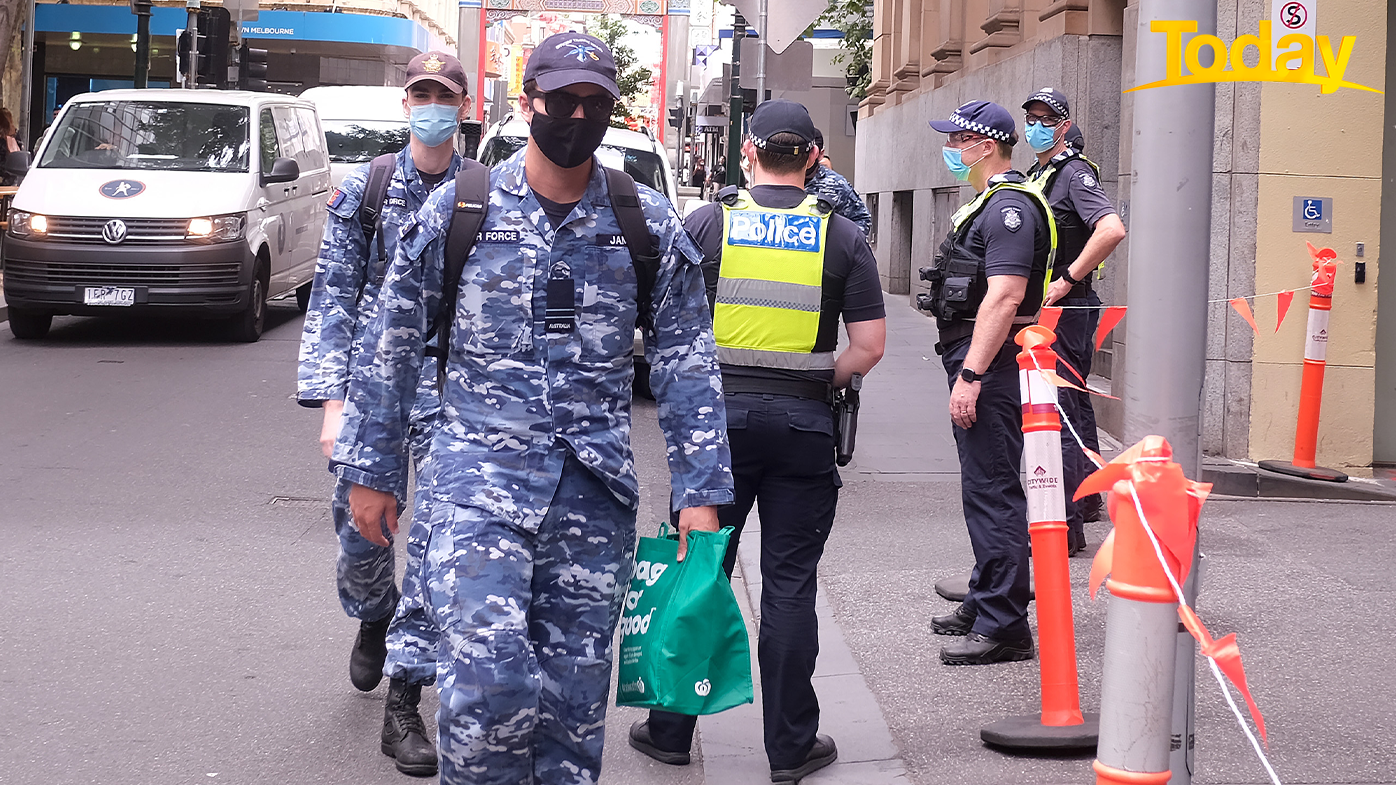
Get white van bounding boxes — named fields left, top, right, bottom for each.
left=3, top=89, right=330, bottom=341
left=299, top=85, right=409, bottom=188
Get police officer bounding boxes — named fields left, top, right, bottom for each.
left=335, top=33, right=733, bottom=785
left=297, top=50, right=475, bottom=776
left=1022, top=89, right=1126, bottom=544
left=922, top=100, right=1055, bottom=665
left=628, top=99, right=886, bottom=782
left=804, top=128, right=872, bottom=235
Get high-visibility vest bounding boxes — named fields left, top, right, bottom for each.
left=714, top=191, right=835, bottom=370
left=1029, top=150, right=1103, bottom=276
left=925, top=176, right=1057, bottom=324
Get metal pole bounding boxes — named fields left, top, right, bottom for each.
left=19, top=0, right=37, bottom=145
left=186, top=3, right=201, bottom=88
left=134, top=6, right=152, bottom=89
left=755, top=0, right=767, bottom=106
left=1123, top=3, right=1217, bottom=783
left=726, top=13, right=745, bottom=187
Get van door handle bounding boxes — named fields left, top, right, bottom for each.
left=283, top=187, right=292, bottom=196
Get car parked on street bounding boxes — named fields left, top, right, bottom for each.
left=3, top=89, right=330, bottom=341
left=299, top=85, right=409, bottom=188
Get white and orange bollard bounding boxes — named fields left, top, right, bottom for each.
left=979, top=325, right=1098, bottom=751
left=1259, top=244, right=1349, bottom=482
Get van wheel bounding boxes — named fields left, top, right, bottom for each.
left=295, top=282, right=312, bottom=312
left=8, top=309, right=52, bottom=340
left=230, top=258, right=269, bottom=342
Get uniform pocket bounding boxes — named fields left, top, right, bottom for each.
left=788, top=407, right=835, bottom=437
left=577, top=245, right=637, bottom=361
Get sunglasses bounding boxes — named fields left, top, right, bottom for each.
left=528, top=90, right=616, bottom=123
left=1024, top=113, right=1065, bottom=128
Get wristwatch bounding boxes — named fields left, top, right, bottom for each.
left=960, top=368, right=982, bottom=384
left=1060, top=269, right=1083, bottom=286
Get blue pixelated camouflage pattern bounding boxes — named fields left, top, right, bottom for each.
left=421, top=457, right=636, bottom=785
left=383, top=413, right=440, bottom=685
left=333, top=148, right=734, bottom=532
left=805, top=164, right=872, bottom=235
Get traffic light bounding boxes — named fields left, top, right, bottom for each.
left=238, top=40, right=269, bottom=91
left=175, top=8, right=231, bottom=87
left=667, top=106, right=682, bottom=129
left=176, top=28, right=207, bottom=85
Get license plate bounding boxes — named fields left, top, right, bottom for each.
left=83, top=286, right=136, bottom=306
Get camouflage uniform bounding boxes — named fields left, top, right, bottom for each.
left=297, top=145, right=460, bottom=687
left=334, top=148, right=734, bottom=784
left=805, top=164, right=872, bottom=235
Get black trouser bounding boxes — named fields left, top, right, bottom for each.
left=941, top=337, right=1032, bottom=642
left=1054, top=290, right=1102, bottom=537
left=648, top=393, right=838, bottom=770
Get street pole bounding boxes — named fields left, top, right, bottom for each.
left=754, top=0, right=767, bottom=106
left=20, top=0, right=37, bottom=144
left=726, top=13, right=745, bottom=187
left=1122, top=3, right=1217, bottom=783
left=134, top=2, right=152, bottom=89
left=186, top=0, right=202, bottom=88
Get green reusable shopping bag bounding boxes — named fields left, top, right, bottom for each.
left=615, top=524, right=754, bottom=714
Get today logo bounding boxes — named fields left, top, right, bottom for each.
left=1129, top=20, right=1380, bottom=95
left=728, top=212, right=822, bottom=253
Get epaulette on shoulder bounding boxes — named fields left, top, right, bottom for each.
left=717, top=185, right=741, bottom=205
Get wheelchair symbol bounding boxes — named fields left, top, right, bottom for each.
left=1303, top=199, right=1323, bottom=221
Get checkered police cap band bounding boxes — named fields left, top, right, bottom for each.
left=751, top=135, right=809, bottom=156
left=950, top=110, right=1012, bottom=142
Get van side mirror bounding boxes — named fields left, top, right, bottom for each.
left=458, top=120, right=483, bottom=161
left=3, top=150, right=30, bottom=177
left=261, top=156, right=299, bottom=186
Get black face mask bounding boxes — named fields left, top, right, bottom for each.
left=530, top=112, right=609, bottom=169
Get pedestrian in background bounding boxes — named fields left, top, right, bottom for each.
left=1, top=108, right=21, bottom=186
left=923, top=100, right=1055, bottom=665
left=1022, top=88, right=1126, bottom=545
left=297, top=50, right=479, bottom=777
left=628, top=99, right=886, bottom=783
left=335, top=32, right=733, bottom=784
left=691, top=160, right=707, bottom=188
left=803, top=128, right=872, bottom=236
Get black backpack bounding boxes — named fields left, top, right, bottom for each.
left=422, top=162, right=661, bottom=390
left=357, top=153, right=398, bottom=259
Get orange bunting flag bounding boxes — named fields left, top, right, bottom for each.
left=1274, top=290, right=1295, bottom=333
left=1095, top=306, right=1127, bottom=351
left=1040, top=369, right=1121, bottom=400
left=1038, top=306, right=1063, bottom=332
left=1229, top=297, right=1259, bottom=335
left=1088, top=529, right=1115, bottom=602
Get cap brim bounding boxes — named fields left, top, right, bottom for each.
left=405, top=73, right=465, bottom=94
left=534, top=70, right=621, bottom=100
left=928, top=118, right=965, bottom=134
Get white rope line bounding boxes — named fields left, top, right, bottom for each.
left=1024, top=350, right=1281, bottom=784
left=1125, top=485, right=1283, bottom=785
left=1046, top=285, right=1317, bottom=310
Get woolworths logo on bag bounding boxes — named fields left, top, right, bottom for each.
left=695, top=679, right=712, bottom=696
left=1129, top=19, right=1380, bottom=94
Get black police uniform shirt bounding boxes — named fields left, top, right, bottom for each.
left=1028, top=157, right=1116, bottom=230
left=685, top=184, right=886, bottom=388
left=969, top=184, right=1049, bottom=282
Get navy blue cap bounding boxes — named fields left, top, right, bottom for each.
left=1065, top=123, right=1084, bottom=152
left=929, top=100, right=1016, bottom=143
left=1022, top=87, right=1071, bottom=119
left=749, top=99, right=818, bottom=156
left=524, top=33, right=620, bottom=99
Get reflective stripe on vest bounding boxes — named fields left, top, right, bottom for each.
left=715, top=191, right=834, bottom=370
left=949, top=179, right=1058, bottom=310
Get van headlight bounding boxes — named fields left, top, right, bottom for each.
left=7, top=210, right=46, bottom=237
left=187, top=213, right=245, bottom=242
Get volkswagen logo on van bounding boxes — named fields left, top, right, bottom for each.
left=99, top=180, right=146, bottom=199
left=102, top=219, right=128, bottom=244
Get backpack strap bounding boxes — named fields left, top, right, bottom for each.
left=425, top=158, right=490, bottom=392
left=603, top=167, right=661, bottom=331
left=358, top=152, right=397, bottom=244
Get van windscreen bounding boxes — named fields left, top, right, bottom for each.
left=322, top=121, right=410, bottom=164
left=38, top=102, right=250, bottom=172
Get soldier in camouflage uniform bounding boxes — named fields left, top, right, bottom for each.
left=335, top=33, right=734, bottom=785
left=297, top=50, right=474, bottom=777
left=803, top=129, right=872, bottom=236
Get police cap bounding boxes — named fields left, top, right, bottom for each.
left=524, top=33, right=621, bottom=99
left=1022, top=87, right=1071, bottom=119
left=749, top=99, right=818, bottom=156
left=929, top=100, right=1016, bottom=143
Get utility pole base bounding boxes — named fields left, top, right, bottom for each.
left=980, top=712, right=1099, bottom=751
left=1257, top=459, right=1349, bottom=483
left=935, top=571, right=1034, bottom=603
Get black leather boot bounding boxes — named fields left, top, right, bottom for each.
left=939, top=633, right=1035, bottom=666
left=381, top=678, right=438, bottom=777
left=349, top=615, right=391, bottom=692
left=930, top=604, right=976, bottom=636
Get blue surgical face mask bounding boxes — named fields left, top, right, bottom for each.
left=942, top=142, right=988, bottom=182
left=1025, top=121, right=1059, bottom=153
left=409, top=103, right=458, bottom=147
